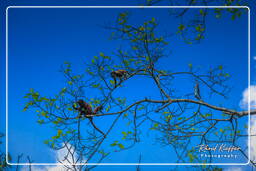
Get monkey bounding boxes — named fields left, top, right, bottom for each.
left=110, top=69, right=129, bottom=87
left=111, top=69, right=129, bottom=80
left=73, top=99, right=105, bottom=136
left=73, top=99, right=93, bottom=117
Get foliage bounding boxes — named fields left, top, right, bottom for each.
left=21, top=4, right=253, bottom=169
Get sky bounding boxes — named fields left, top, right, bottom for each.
left=0, top=0, right=256, bottom=171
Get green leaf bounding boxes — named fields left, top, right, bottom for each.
left=98, top=150, right=108, bottom=156
left=94, top=99, right=101, bottom=104
left=32, top=93, right=39, bottom=100
left=221, top=113, right=228, bottom=117
left=199, top=9, right=205, bottom=16
left=37, top=119, right=45, bottom=124
left=110, top=80, right=115, bottom=85
left=64, top=69, right=71, bottom=74
left=139, top=26, right=145, bottom=31
left=178, top=24, right=185, bottom=31
left=104, top=55, right=110, bottom=59
left=219, top=65, right=223, bottom=70
left=126, top=121, right=131, bottom=126
left=118, top=144, right=125, bottom=149
left=61, top=87, right=67, bottom=92
left=165, top=115, right=173, bottom=122
left=41, top=111, right=47, bottom=117
left=57, top=130, right=63, bottom=136
left=188, top=152, right=194, bottom=162
left=105, top=105, right=110, bottom=112
left=23, top=95, right=30, bottom=98
left=123, top=60, right=129, bottom=66
left=72, top=75, right=78, bottom=80
left=121, top=131, right=127, bottom=136
left=110, top=143, right=116, bottom=147
left=231, top=15, right=236, bottom=20
left=138, top=106, right=145, bottom=110
left=205, top=113, right=212, bottom=117
left=99, top=52, right=104, bottom=57
left=23, top=107, right=28, bottom=112
left=123, top=113, right=128, bottom=118
left=52, top=120, right=59, bottom=125
left=195, top=33, right=204, bottom=40
left=153, top=123, right=159, bottom=128
left=110, top=141, right=118, bottom=147
left=132, top=46, right=138, bottom=50
left=224, top=73, right=230, bottom=77
left=40, top=97, right=48, bottom=101
left=44, top=140, right=49, bottom=145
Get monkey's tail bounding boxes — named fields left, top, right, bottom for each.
left=77, top=117, right=82, bottom=142
left=114, top=77, right=117, bottom=88
left=89, top=118, right=105, bottom=136
left=93, top=106, right=103, bottom=114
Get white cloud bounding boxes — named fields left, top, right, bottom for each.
left=54, top=143, right=79, bottom=164
left=224, top=167, right=243, bottom=171
left=240, top=85, right=256, bottom=110
left=21, top=143, right=80, bottom=171
left=251, top=115, right=256, bottom=162
left=240, top=85, right=256, bottom=163
left=24, top=165, right=66, bottom=171
left=254, top=56, right=256, bottom=60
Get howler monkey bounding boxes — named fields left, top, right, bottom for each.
left=73, top=99, right=105, bottom=135
left=111, top=69, right=129, bottom=87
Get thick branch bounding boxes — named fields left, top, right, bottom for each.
left=91, top=98, right=256, bottom=117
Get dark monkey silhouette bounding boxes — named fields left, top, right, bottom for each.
left=73, top=99, right=105, bottom=136
left=111, top=69, right=129, bottom=87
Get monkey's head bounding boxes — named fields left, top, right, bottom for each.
left=77, top=99, right=84, bottom=105
left=110, top=71, right=116, bottom=78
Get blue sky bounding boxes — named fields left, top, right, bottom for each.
left=0, top=0, right=256, bottom=171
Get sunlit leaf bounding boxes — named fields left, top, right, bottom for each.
left=118, top=144, right=125, bottom=149
left=178, top=24, right=185, bottom=31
